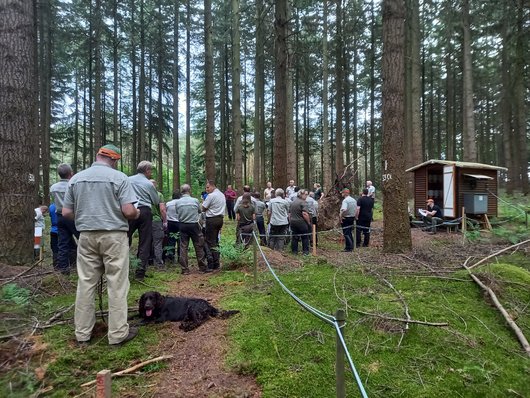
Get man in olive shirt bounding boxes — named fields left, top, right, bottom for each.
left=289, top=189, right=311, bottom=255
left=175, top=184, right=209, bottom=274
left=202, top=180, right=226, bottom=270
left=63, top=144, right=140, bottom=346
left=128, top=161, right=160, bottom=280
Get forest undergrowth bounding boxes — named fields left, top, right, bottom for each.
left=0, top=195, right=529, bottom=397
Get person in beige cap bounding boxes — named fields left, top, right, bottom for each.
left=422, top=198, right=443, bottom=234
left=63, top=144, right=141, bottom=346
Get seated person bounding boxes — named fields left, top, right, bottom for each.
left=421, top=198, right=443, bottom=234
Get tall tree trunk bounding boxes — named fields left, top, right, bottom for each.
left=404, top=0, right=421, bottom=191
left=461, top=0, right=476, bottom=162
left=334, top=0, right=344, bottom=174
left=273, top=0, right=289, bottom=189
left=514, top=0, right=528, bottom=195
left=185, top=0, right=191, bottom=184
left=322, top=0, right=331, bottom=191
left=130, top=0, right=137, bottom=170
left=285, top=0, right=296, bottom=184
left=231, top=0, right=242, bottom=189
left=500, top=11, right=514, bottom=194
left=381, top=0, right=412, bottom=253
left=38, top=0, right=51, bottom=204
left=112, top=0, right=119, bottom=145
left=369, top=0, right=376, bottom=178
left=93, top=0, right=103, bottom=150
left=0, top=0, right=39, bottom=264
left=204, top=0, right=215, bottom=181
left=156, top=0, right=164, bottom=190
left=172, top=0, right=180, bottom=191
left=73, top=69, right=79, bottom=172
left=444, top=0, right=455, bottom=160
left=138, top=0, right=146, bottom=161
left=253, top=0, right=265, bottom=190
left=220, top=46, right=228, bottom=188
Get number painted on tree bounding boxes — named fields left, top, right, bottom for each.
left=382, top=174, right=392, bottom=182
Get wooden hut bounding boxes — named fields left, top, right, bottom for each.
left=406, top=160, right=507, bottom=220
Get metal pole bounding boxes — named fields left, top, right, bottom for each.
left=335, top=309, right=346, bottom=398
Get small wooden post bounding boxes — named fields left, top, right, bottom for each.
left=461, top=207, right=466, bottom=244
left=353, top=220, right=357, bottom=251
left=96, top=369, right=111, bottom=398
left=335, top=309, right=346, bottom=398
left=312, top=224, right=317, bottom=256
left=253, top=234, right=257, bottom=285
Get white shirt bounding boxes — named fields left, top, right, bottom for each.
left=202, top=188, right=226, bottom=217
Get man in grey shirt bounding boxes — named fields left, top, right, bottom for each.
left=340, top=188, right=357, bottom=252
left=268, top=188, right=291, bottom=251
left=50, top=163, right=79, bottom=275
left=202, top=180, right=226, bottom=270
left=128, top=161, right=160, bottom=280
left=63, top=144, right=140, bottom=346
left=175, top=184, right=209, bottom=274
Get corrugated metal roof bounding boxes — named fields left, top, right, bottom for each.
left=406, top=159, right=508, bottom=172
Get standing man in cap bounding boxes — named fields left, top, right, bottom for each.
left=202, top=180, right=226, bottom=271
left=128, top=161, right=160, bottom=280
left=340, top=188, right=357, bottom=252
left=62, top=144, right=140, bottom=346
left=50, top=163, right=79, bottom=275
left=356, top=188, right=374, bottom=247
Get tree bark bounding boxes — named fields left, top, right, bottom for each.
left=185, top=0, right=191, bottom=184
left=322, top=0, right=331, bottom=192
left=231, top=0, right=242, bottom=189
left=172, top=0, right=180, bottom=192
left=204, top=0, right=215, bottom=181
left=381, top=0, right=412, bottom=253
left=461, top=0, right=477, bottom=162
left=0, top=0, right=39, bottom=265
left=273, top=0, right=289, bottom=189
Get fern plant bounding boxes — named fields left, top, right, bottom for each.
left=1, top=283, right=30, bottom=306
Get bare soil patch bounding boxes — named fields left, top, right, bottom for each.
left=150, top=272, right=261, bottom=398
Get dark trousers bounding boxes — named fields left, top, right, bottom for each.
left=356, top=219, right=371, bottom=247
left=290, top=220, right=310, bottom=255
left=341, top=217, right=355, bottom=251
left=178, top=223, right=208, bottom=271
left=166, top=220, right=180, bottom=262
left=236, top=222, right=254, bottom=247
left=269, top=224, right=288, bottom=251
left=50, top=232, right=58, bottom=268
left=256, top=215, right=267, bottom=245
left=205, top=215, right=223, bottom=269
left=226, top=200, right=235, bottom=220
left=128, top=206, right=153, bottom=277
left=57, top=213, right=79, bottom=272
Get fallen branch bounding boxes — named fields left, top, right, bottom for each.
left=463, top=260, right=530, bottom=357
left=80, top=355, right=173, bottom=388
left=467, top=239, right=530, bottom=270
left=352, top=309, right=448, bottom=327
left=0, top=259, right=44, bottom=287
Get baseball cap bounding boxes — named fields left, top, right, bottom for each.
left=426, top=198, right=434, bottom=203
left=97, top=144, right=122, bottom=160
left=342, top=188, right=350, bottom=194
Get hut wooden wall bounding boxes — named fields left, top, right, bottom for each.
left=413, top=167, right=427, bottom=217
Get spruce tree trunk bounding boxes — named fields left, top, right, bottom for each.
left=0, top=0, right=39, bottom=265
left=172, top=0, right=180, bottom=191
left=231, top=0, right=242, bottom=190
left=334, top=0, right=344, bottom=174
left=253, top=0, right=264, bottom=190
left=322, top=0, right=331, bottom=192
left=273, top=0, right=289, bottom=189
left=461, top=0, right=477, bottom=162
left=93, top=0, right=103, bottom=150
left=381, top=0, right=412, bottom=253
left=204, top=0, right=215, bottom=181
left=185, top=0, right=191, bottom=184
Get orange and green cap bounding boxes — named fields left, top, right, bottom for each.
left=98, top=144, right=121, bottom=160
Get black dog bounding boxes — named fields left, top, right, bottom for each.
left=138, top=291, right=239, bottom=331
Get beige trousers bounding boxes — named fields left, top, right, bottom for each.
left=75, top=231, right=130, bottom=344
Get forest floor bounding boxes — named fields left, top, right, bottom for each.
left=0, top=217, right=529, bottom=397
